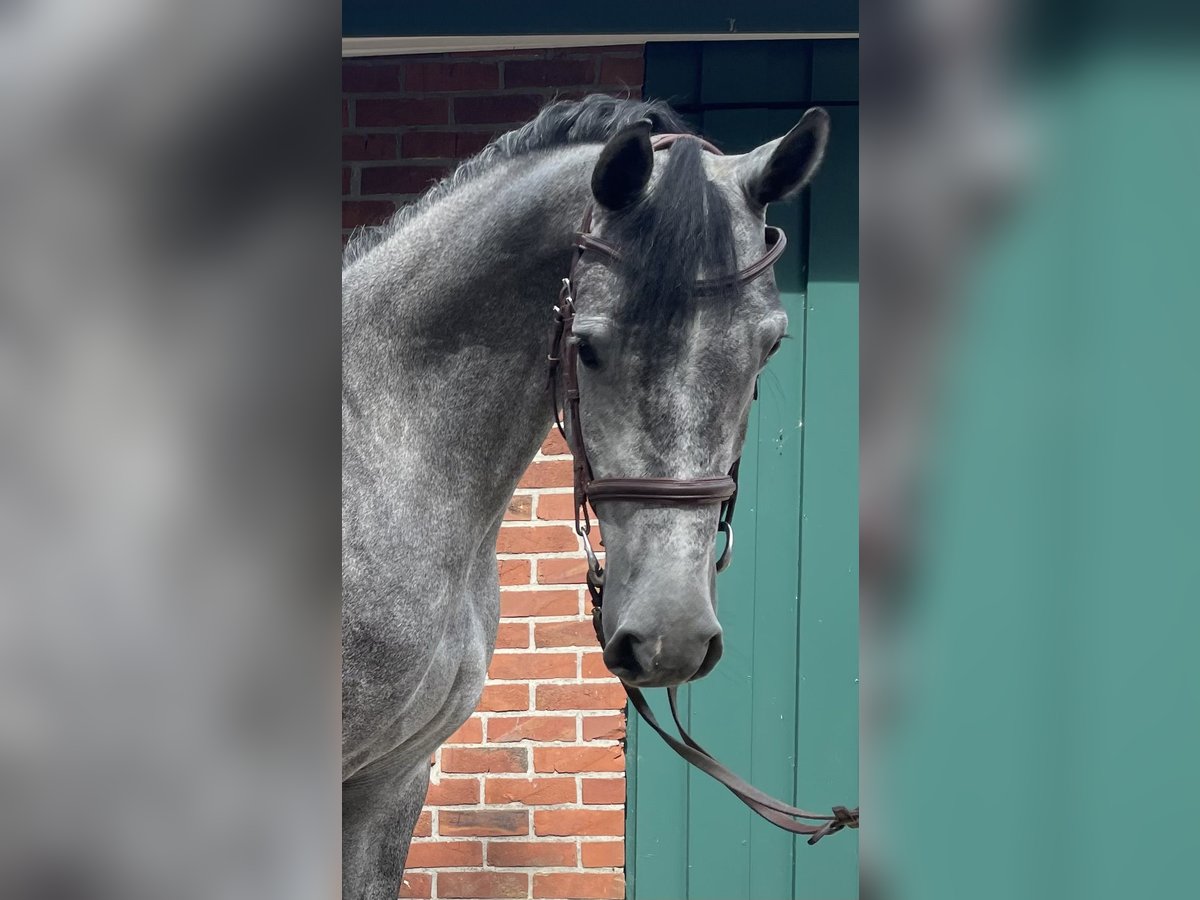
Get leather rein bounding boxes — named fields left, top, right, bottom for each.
left=545, top=133, right=858, bottom=844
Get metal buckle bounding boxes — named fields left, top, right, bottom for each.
left=715, top=520, right=734, bottom=572
left=582, top=533, right=603, bottom=579
left=584, top=535, right=606, bottom=646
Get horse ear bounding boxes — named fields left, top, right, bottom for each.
left=592, top=118, right=654, bottom=211
left=740, top=107, right=830, bottom=207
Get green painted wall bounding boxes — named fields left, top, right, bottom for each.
left=627, top=41, right=858, bottom=900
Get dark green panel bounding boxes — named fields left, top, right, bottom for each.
left=700, top=42, right=813, bottom=105
left=804, top=106, right=857, bottom=285
left=343, top=1, right=857, bottom=38
left=810, top=40, right=859, bottom=102
left=628, top=690, right=690, bottom=897
left=644, top=43, right=703, bottom=108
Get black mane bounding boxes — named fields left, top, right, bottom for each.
left=342, top=95, right=694, bottom=269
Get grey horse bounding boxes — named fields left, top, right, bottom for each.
left=341, top=95, right=828, bottom=900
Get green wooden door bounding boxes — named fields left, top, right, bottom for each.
left=627, top=41, right=859, bottom=900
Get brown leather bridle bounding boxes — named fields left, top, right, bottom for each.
left=545, top=133, right=859, bottom=844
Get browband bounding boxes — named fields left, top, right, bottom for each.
left=574, top=226, right=787, bottom=293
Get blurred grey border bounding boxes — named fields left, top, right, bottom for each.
left=0, top=3, right=340, bottom=898
left=862, top=2, right=1200, bottom=899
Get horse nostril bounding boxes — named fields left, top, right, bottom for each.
left=604, top=629, right=643, bottom=678
left=693, top=631, right=724, bottom=681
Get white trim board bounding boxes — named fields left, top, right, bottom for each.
left=343, top=32, right=859, bottom=59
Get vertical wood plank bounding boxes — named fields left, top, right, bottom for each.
left=793, top=104, right=859, bottom=900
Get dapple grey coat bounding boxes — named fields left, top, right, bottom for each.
left=341, top=95, right=828, bottom=900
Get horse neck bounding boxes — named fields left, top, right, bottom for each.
left=343, top=148, right=596, bottom=539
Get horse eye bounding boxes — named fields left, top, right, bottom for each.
left=766, top=337, right=785, bottom=359
left=576, top=339, right=600, bottom=369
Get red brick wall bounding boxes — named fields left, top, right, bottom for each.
left=342, top=47, right=645, bottom=900
left=343, top=46, right=645, bottom=240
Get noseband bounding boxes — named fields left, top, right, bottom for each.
left=545, top=133, right=858, bottom=844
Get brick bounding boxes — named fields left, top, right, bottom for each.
left=534, top=872, right=624, bottom=900
left=498, top=559, right=530, bottom=585
left=582, top=778, right=625, bottom=804
left=500, top=589, right=579, bottom=618
left=488, top=652, right=576, bottom=681
left=356, top=97, right=449, bottom=127
left=496, top=524, right=578, bottom=554
left=537, top=619, right=597, bottom=648
left=424, top=776, right=480, bottom=806
left=530, top=492, right=568, bottom=524
left=504, top=59, right=595, bottom=88
left=342, top=200, right=394, bottom=229
left=403, top=840, right=482, bottom=868
left=581, top=840, right=625, bottom=868
left=441, top=746, right=527, bottom=774
left=504, top=494, right=532, bottom=520
left=413, top=810, right=432, bottom=837
left=342, top=167, right=350, bottom=196
left=485, top=776, right=576, bottom=805
left=445, top=716, right=482, bottom=744
left=599, top=55, right=645, bottom=88
left=518, top=460, right=574, bottom=488
left=342, top=64, right=402, bottom=92
left=399, top=872, right=432, bottom=898
left=537, top=557, right=590, bottom=585
left=536, top=493, right=594, bottom=521
left=342, top=133, right=397, bottom=161
left=535, top=808, right=623, bottom=837
left=488, top=714, right=576, bottom=743
left=342, top=100, right=349, bottom=128
left=495, top=622, right=530, bottom=649
left=440, top=871, right=528, bottom=899
left=478, top=682, right=528, bottom=711
left=581, top=713, right=624, bottom=741
left=400, top=131, right=456, bottom=159
left=535, top=619, right=598, bottom=648
left=488, top=840, right=576, bottom=868
left=535, top=745, right=624, bottom=774
left=440, top=809, right=528, bottom=836
left=360, top=164, right=448, bottom=196
left=404, top=61, right=500, bottom=92
left=541, top=428, right=570, bottom=455
left=580, top=653, right=614, bottom=680
left=455, top=94, right=542, bottom=125
left=455, top=131, right=496, bottom=156
left=537, top=683, right=627, bottom=711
